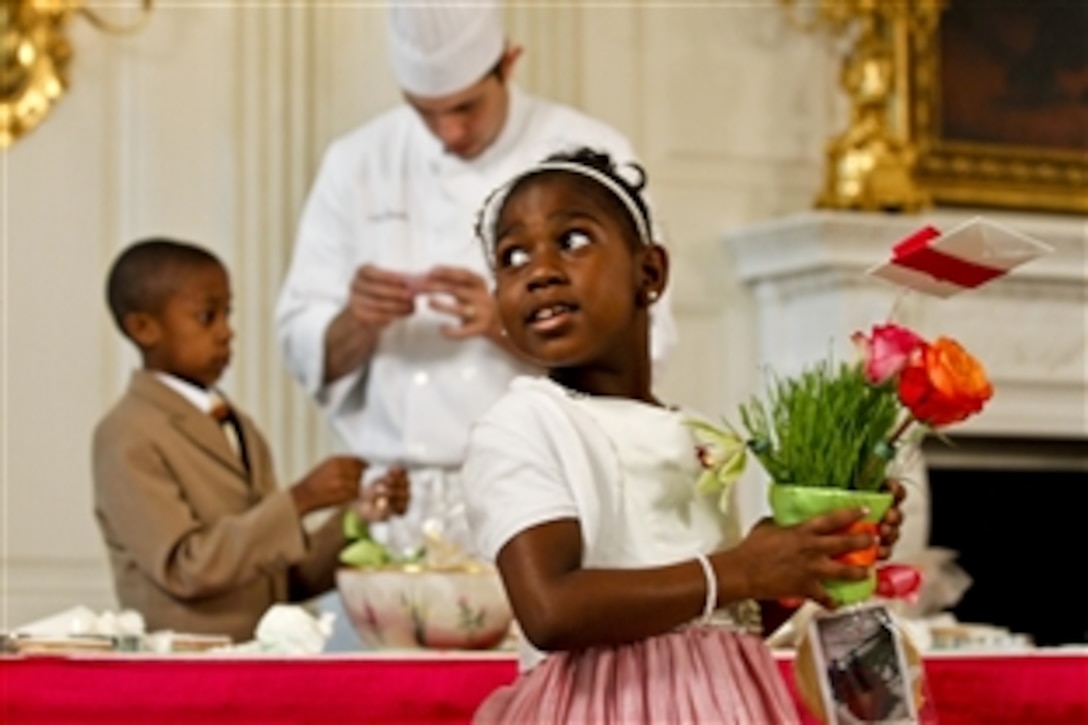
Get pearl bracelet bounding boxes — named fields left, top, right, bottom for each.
left=694, top=553, right=718, bottom=625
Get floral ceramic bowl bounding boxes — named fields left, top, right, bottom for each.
left=336, top=565, right=514, bottom=650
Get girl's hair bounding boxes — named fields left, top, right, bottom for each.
left=476, top=146, right=653, bottom=266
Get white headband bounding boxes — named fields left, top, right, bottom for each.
left=477, top=161, right=651, bottom=265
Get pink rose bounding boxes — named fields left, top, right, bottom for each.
left=852, top=323, right=926, bottom=385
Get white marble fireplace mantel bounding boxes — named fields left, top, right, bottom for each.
left=725, top=209, right=1087, bottom=442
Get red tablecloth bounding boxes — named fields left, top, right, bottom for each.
left=2, top=650, right=1085, bottom=723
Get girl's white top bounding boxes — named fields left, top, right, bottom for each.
left=463, top=376, right=754, bottom=671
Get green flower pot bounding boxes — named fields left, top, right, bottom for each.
left=768, top=484, right=894, bottom=606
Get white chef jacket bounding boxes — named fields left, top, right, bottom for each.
left=276, top=84, right=677, bottom=476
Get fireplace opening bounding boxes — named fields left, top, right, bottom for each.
left=923, top=435, right=1088, bottom=647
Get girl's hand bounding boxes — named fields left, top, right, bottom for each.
left=877, top=479, right=907, bottom=560
left=731, top=507, right=877, bottom=610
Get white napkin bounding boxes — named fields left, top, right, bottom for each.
left=14, top=606, right=145, bottom=637
left=215, top=604, right=335, bottom=655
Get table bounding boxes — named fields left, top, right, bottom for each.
left=2, top=649, right=1086, bottom=723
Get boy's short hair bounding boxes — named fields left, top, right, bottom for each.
left=106, top=237, right=222, bottom=337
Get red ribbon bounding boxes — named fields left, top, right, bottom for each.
left=892, top=226, right=1006, bottom=289
left=893, top=226, right=942, bottom=256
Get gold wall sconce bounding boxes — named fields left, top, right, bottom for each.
left=1, top=0, right=153, bottom=149
left=781, top=0, right=945, bottom=212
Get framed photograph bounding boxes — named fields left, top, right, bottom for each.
left=807, top=604, right=919, bottom=724
left=907, top=0, right=1088, bottom=214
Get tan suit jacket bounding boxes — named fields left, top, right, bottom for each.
left=92, top=370, right=346, bottom=642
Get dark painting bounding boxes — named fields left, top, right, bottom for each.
left=939, top=0, right=1088, bottom=152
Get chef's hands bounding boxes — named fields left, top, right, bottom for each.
left=345, top=263, right=504, bottom=344
left=346, top=264, right=418, bottom=331
left=423, top=266, right=503, bottom=343
left=324, top=265, right=420, bottom=383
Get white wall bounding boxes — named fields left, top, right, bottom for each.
left=0, top=2, right=845, bottom=628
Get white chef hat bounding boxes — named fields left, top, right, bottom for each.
left=387, top=0, right=506, bottom=98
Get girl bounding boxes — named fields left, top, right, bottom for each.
left=462, top=148, right=905, bottom=722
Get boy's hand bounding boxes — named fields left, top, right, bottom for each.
left=877, top=479, right=907, bottom=560
left=290, top=456, right=367, bottom=515
left=356, top=466, right=411, bottom=522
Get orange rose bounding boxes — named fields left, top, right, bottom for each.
left=898, top=337, right=993, bottom=427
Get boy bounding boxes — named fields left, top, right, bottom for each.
left=92, top=238, right=408, bottom=643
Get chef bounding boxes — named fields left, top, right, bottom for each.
left=274, top=0, right=677, bottom=555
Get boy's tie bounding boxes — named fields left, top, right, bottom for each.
left=208, top=394, right=241, bottom=458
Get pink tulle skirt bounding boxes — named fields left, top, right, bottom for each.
left=474, top=626, right=799, bottom=724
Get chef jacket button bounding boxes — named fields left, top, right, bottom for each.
left=461, top=366, right=477, bottom=381
left=413, top=371, right=429, bottom=386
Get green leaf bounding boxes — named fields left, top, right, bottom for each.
left=342, top=508, right=370, bottom=541
left=695, top=469, right=720, bottom=496
left=686, top=417, right=748, bottom=514
left=339, top=538, right=391, bottom=567
left=738, top=360, right=899, bottom=490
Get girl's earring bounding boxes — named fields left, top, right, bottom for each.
left=647, top=290, right=659, bottom=303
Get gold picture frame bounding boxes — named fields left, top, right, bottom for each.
left=907, top=1, right=1088, bottom=214
left=0, top=1, right=154, bottom=150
